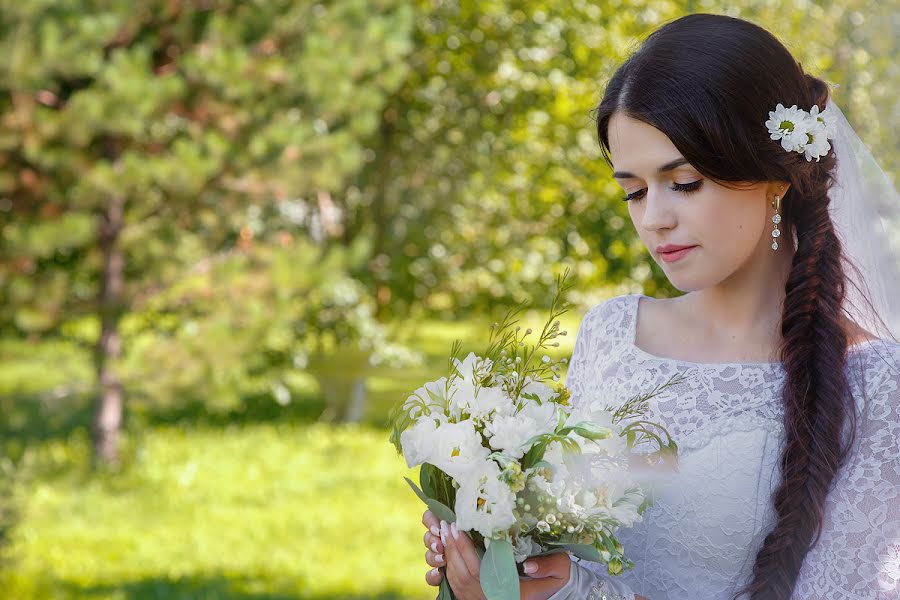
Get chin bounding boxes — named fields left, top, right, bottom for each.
left=661, top=269, right=715, bottom=293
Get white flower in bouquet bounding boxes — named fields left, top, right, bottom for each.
left=567, top=403, right=628, bottom=457
left=447, top=352, right=510, bottom=420
left=452, top=381, right=508, bottom=421
left=512, top=535, right=544, bottom=563
left=485, top=400, right=557, bottom=459
left=401, top=376, right=452, bottom=419
left=455, top=461, right=518, bottom=538
left=399, top=414, right=440, bottom=468
left=520, top=375, right=557, bottom=404
left=430, top=419, right=491, bottom=479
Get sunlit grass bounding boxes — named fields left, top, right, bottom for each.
left=1, top=423, right=431, bottom=600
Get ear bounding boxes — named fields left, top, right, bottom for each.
left=769, top=181, right=790, bottom=198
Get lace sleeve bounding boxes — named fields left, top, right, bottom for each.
left=794, top=346, right=900, bottom=598
left=564, top=306, right=593, bottom=409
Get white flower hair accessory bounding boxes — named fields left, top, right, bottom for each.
left=765, top=103, right=837, bottom=162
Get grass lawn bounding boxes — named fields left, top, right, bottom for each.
left=1, top=423, right=430, bottom=600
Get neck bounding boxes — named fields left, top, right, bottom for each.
left=687, top=234, right=795, bottom=350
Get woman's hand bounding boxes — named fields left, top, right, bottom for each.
left=421, top=510, right=572, bottom=600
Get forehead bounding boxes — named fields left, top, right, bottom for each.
left=608, top=113, right=682, bottom=171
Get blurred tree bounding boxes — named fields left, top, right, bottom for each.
left=319, top=0, right=896, bottom=316
left=0, top=0, right=415, bottom=463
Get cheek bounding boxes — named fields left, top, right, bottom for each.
left=707, top=196, right=767, bottom=256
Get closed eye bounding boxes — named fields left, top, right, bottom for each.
left=622, top=179, right=703, bottom=202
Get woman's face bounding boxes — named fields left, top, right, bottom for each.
left=607, top=112, right=780, bottom=292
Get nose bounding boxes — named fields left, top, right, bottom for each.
left=639, top=186, right=677, bottom=232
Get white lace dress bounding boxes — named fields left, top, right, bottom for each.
left=550, top=293, right=900, bottom=600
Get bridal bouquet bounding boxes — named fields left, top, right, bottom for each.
left=389, top=272, right=683, bottom=600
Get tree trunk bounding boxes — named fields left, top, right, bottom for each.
left=92, top=195, right=125, bottom=466
left=371, top=104, right=397, bottom=319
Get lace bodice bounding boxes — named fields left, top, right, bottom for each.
left=565, top=294, right=900, bottom=599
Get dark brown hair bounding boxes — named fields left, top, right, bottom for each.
left=592, top=13, right=860, bottom=599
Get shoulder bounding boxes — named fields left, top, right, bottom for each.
left=578, top=294, right=639, bottom=341
left=570, top=293, right=650, bottom=358
left=848, top=339, right=900, bottom=425
left=851, top=339, right=900, bottom=387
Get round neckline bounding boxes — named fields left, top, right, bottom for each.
left=627, top=294, right=879, bottom=369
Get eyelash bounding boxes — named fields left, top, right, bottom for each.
left=622, top=180, right=704, bottom=202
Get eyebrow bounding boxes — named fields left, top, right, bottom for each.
left=612, top=158, right=689, bottom=179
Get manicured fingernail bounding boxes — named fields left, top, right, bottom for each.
left=439, top=520, right=448, bottom=545
left=430, top=567, right=438, bottom=577
left=435, top=553, right=444, bottom=563
left=431, top=541, right=438, bottom=553
left=450, top=522, right=459, bottom=540
left=430, top=525, right=440, bottom=536
left=523, top=561, right=537, bottom=574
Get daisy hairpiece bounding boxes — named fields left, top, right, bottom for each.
left=765, top=103, right=837, bottom=162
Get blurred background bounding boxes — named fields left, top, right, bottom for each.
left=0, top=1, right=894, bottom=598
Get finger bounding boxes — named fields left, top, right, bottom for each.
left=441, top=519, right=474, bottom=582
left=521, top=552, right=570, bottom=579
left=425, top=566, right=443, bottom=587
left=425, top=549, right=446, bottom=568
left=520, top=554, right=572, bottom=600
left=423, top=530, right=444, bottom=554
left=449, top=521, right=481, bottom=577
left=422, top=509, right=441, bottom=535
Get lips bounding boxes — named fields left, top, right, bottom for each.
left=657, top=244, right=698, bottom=264
left=656, top=244, right=697, bottom=254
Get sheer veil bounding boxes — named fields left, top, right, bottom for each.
left=824, top=97, right=900, bottom=353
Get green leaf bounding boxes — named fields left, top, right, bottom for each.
left=405, top=476, right=457, bottom=522
left=560, top=421, right=611, bottom=440
left=544, top=541, right=603, bottom=561
left=564, top=544, right=603, bottom=561
left=572, top=424, right=611, bottom=440
left=405, top=476, right=429, bottom=503
left=520, top=438, right=548, bottom=470
left=480, top=538, right=519, bottom=600
left=420, top=463, right=437, bottom=498
left=425, top=497, right=457, bottom=523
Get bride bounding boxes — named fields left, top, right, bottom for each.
left=418, top=12, right=899, bottom=600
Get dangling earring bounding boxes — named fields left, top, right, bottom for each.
left=771, top=193, right=782, bottom=251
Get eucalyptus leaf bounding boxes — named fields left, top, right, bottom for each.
left=563, top=544, right=604, bottom=561
left=544, top=541, right=604, bottom=561
left=405, top=476, right=429, bottom=504
left=480, top=538, right=519, bottom=600
left=425, top=497, right=456, bottom=523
